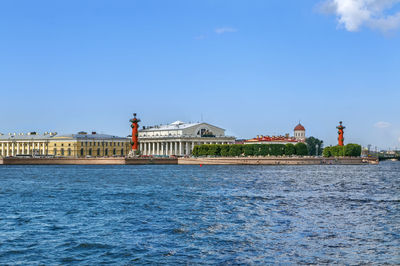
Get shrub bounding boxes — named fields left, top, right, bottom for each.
left=229, top=145, right=243, bottom=157
left=322, top=146, right=331, bottom=157
left=220, top=145, right=230, bottom=157
left=192, top=145, right=200, bottom=157
left=295, top=143, right=308, bottom=156
left=344, top=144, right=362, bottom=157
left=270, top=144, right=285, bottom=156
left=243, top=145, right=255, bottom=156
left=330, top=145, right=344, bottom=157
left=208, top=144, right=221, bottom=156
left=199, top=145, right=209, bottom=156
left=323, top=144, right=361, bottom=157
left=285, top=143, right=295, bottom=156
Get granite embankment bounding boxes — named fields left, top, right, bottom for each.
left=178, top=157, right=378, bottom=165
left=0, top=157, right=378, bottom=165
left=0, top=157, right=177, bottom=165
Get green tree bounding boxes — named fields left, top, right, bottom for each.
left=199, top=145, right=209, bottom=156
left=243, top=145, right=255, bottom=156
left=322, top=146, right=331, bottom=157
left=192, top=145, right=200, bottom=157
left=285, top=143, right=296, bottom=156
left=220, top=145, right=230, bottom=157
left=295, top=143, right=308, bottom=156
left=269, top=144, right=285, bottom=156
left=305, top=136, right=324, bottom=156
left=207, top=144, right=221, bottom=156
left=330, top=145, right=344, bottom=156
left=229, top=145, right=243, bottom=157
left=253, top=144, right=263, bottom=156
left=344, top=144, right=362, bottom=157
left=259, top=144, right=269, bottom=156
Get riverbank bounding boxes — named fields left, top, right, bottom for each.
left=0, top=157, right=178, bottom=165
left=0, top=156, right=378, bottom=165
left=178, top=157, right=378, bottom=165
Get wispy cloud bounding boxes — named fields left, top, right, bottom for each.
left=215, top=27, right=238, bottom=34
left=194, top=35, right=206, bottom=40
left=318, top=0, right=400, bottom=32
left=374, top=121, right=392, bottom=128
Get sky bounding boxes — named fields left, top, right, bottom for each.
left=0, top=0, right=399, bottom=149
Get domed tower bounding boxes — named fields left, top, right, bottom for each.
left=294, top=123, right=306, bottom=141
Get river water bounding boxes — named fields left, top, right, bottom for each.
left=0, top=162, right=399, bottom=264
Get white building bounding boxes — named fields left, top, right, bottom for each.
left=294, top=123, right=306, bottom=141
left=138, top=121, right=235, bottom=156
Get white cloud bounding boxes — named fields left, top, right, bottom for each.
left=319, top=0, right=400, bottom=32
left=215, top=27, right=237, bottom=34
left=374, top=121, right=392, bottom=128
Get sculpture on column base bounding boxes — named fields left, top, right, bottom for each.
left=127, top=149, right=141, bottom=158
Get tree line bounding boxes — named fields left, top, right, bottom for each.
left=192, top=143, right=309, bottom=157
left=322, top=144, right=362, bottom=157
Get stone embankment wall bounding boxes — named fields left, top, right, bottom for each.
left=125, top=158, right=178, bottom=165
left=178, top=157, right=377, bottom=165
left=0, top=157, right=377, bottom=165
left=0, top=157, right=178, bottom=165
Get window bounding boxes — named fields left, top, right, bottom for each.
left=68, top=148, right=71, bottom=156
left=61, top=148, right=64, bottom=156
left=113, top=148, right=116, bottom=155
left=97, top=148, right=100, bottom=156
left=121, top=149, right=124, bottom=156
left=105, top=149, right=108, bottom=156
left=88, top=148, right=92, bottom=156
left=80, top=148, right=84, bottom=156
left=54, top=143, right=57, bottom=146
left=54, top=148, right=57, bottom=155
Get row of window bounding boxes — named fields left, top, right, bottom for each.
left=80, top=142, right=128, bottom=147
left=79, top=148, right=124, bottom=156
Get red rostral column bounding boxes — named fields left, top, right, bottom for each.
left=337, top=121, right=345, bottom=146
left=130, top=113, right=141, bottom=153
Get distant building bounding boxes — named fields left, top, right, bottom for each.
left=245, top=123, right=306, bottom=145
left=0, top=131, right=130, bottom=157
left=138, top=121, right=235, bottom=156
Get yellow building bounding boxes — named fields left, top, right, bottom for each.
left=0, top=131, right=131, bottom=158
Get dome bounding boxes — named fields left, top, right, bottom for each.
left=294, top=123, right=305, bottom=131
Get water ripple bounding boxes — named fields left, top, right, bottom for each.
left=0, top=162, right=399, bottom=264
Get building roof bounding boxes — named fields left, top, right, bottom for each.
left=140, top=121, right=224, bottom=131
left=0, top=132, right=128, bottom=141
left=54, top=133, right=128, bottom=140
left=245, top=135, right=300, bottom=143
left=294, top=123, right=305, bottom=131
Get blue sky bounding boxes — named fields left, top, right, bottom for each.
left=1, top=0, right=399, bottom=149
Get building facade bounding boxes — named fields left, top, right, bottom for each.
left=245, top=123, right=306, bottom=145
left=138, top=121, right=235, bottom=156
left=0, top=132, right=130, bottom=158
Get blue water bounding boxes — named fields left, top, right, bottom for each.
left=0, top=162, right=399, bottom=264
